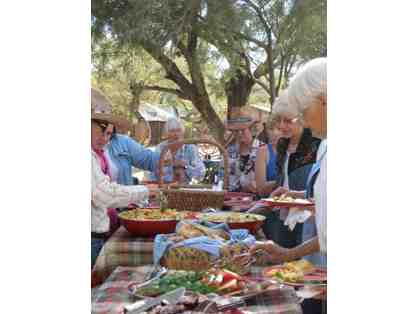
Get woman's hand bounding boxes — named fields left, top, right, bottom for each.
left=270, top=186, right=289, bottom=198
left=247, top=201, right=272, bottom=214
left=249, top=240, right=292, bottom=264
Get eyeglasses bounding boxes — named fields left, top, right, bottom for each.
left=276, top=117, right=299, bottom=125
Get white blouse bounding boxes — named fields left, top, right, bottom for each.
left=314, top=140, right=327, bottom=253
left=91, top=151, right=149, bottom=233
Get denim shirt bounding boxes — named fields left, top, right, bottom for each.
left=279, top=164, right=314, bottom=191
left=106, top=134, right=160, bottom=185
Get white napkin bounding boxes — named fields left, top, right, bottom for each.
left=284, top=207, right=312, bottom=231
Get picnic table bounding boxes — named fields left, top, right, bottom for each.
left=92, top=226, right=268, bottom=286
left=91, top=265, right=303, bottom=314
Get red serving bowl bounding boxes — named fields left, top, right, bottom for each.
left=118, top=209, right=199, bottom=238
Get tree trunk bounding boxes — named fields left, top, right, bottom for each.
left=142, top=40, right=225, bottom=144
left=191, top=92, right=226, bottom=145
left=225, top=70, right=255, bottom=119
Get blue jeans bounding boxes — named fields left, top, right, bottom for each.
left=91, top=237, right=105, bottom=269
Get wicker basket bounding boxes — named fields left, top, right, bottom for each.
left=160, top=243, right=251, bottom=275
left=158, top=139, right=229, bottom=211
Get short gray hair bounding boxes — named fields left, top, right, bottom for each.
left=288, top=58, right=327, bottom=114
left=163, top=117, right=184, bottom=134
left=272, top=90, right=299, bottom=117
left=270, top=89, right=302, bottom=123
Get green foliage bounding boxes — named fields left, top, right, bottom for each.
left=91, top=0, right=326, bottom=137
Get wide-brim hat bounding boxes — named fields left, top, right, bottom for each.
left=225, top=116, right=259, bottom=130
left=91, top=88, right=131, bottom=130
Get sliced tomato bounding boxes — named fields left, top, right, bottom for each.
left=220, top=269, right=242, bottom=282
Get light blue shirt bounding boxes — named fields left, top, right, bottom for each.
left=106, top=134, right=160, bottom=185
left=150, top=141, right=206, bottom=183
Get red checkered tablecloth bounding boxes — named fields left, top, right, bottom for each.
left=92, top=227, right=155, bottom=286
left=91, top=266, right=302, bottom=314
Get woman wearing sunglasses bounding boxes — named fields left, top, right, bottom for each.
left=91, top=89, right=159, bottom=268
left=91, top=89, right=161, bottom=188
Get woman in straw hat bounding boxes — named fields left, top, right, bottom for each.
left=91, top=88, right=159, bottom=268
left=91, top=89, right=162, bottom=187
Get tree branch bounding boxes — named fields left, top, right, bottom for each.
left=196, top=14, right=267, bottom=48
left=142, top=85, right=191, bottom=100
left=141, top=40, right=195, bottom=98
left=232, top=31, right=267, bottom=48
left=286, top=54, right=297, bottom=77
left=243, top=0, right=272, bottom=35
left=253, top=45, right=281, bottom=78
left=242, top=52, right=252, bottom=76
left=254, top=79, right=270, bottom=94
left=187, top=0, right=200, bottom=54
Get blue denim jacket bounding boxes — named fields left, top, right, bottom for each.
left=106, top=134, right=160, bottom=185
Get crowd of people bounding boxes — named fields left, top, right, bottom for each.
left=91, top=57, right=327, bottom=312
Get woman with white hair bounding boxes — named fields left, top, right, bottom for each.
left=151, top=117, right=206, bottom=183
left=251, top=90, right=322, bottom=255
left=249, top=58, right=327, bottom=311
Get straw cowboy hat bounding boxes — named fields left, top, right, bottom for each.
left=91, top=88, right=131, bottom=131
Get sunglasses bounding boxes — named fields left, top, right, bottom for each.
left=92, top=119, right=112, bottom=133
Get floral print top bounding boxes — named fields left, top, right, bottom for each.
left=226, top=138, right=262, bottom=192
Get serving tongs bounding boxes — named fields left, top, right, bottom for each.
left=145, top=265, right=167, bottom=281
left=130, top=266, right=167, bottom=293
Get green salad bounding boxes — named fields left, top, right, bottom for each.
left=135, top=271, right=217, bottom=297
